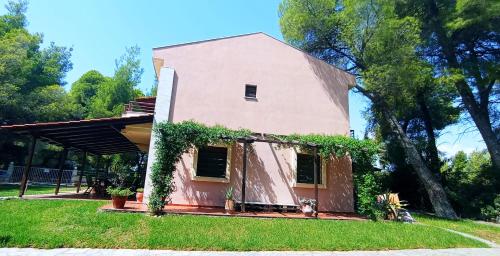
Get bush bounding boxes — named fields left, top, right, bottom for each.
left=480, top=195, right=500, bottom=222
left=354, top=170, right=388, bottom=220
left=441, top=150, right=499, bottom=219
left=106, top=187, right=133, bottom=197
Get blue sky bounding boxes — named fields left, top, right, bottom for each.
left=1, top=0, right=485, bottom=155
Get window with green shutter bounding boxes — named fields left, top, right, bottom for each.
left=296, top=153, right=322, bottom=184
left=196, top=146, right=228, bottom=178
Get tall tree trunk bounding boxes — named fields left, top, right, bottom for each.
left=417, top=93, right=441, bottom=175
left=381, top=109, right=457, bottom=219
left=454, top=78, right=500, bottom=169
left=427, top=0, right=500, bottom=170
left=356, top=85, right=458, bottom=219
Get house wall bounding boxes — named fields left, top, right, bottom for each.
left=152, top=33, right=354, bottom=135
left=151, top=33, right=355, bottom=212
left=171, top=142, right=354, bottom=212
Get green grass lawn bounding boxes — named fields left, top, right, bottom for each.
left=0, top=184, right=78, bottom=197
left=0, top=199, right=489, bottom=250
left=415, top=214, right=500, bottom=244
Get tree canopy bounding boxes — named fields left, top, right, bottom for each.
left=71, top=46, right=145, bottom=119
left=279, top=0, right=459, bottom=218
left=0, top=0, right=76, bottom=125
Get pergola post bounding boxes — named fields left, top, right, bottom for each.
left=55, top=147, right=69, bottom=195
left=241, top=141, right=248, bottom=212
left=76, top=151, right=87, bottom=193
left=313, top=146, right=319, bottom=218
left=18, top=135, right=37, bottom=197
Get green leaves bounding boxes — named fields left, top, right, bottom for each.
left=148, top=120, right=379, bottom=215
left=71, top=46, right=145, bottom=119
left=0, top=1, right=75, bottom=125
left=148, top=121, right=252, bottom=214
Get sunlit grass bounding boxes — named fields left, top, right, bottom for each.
left=415, top=214, right=500, bottom=244
left=0, top=199, right=488, bottom=250
left=0, top=184, right=79, bottom=197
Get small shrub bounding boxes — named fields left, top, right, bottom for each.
left=225, top=187, right=234, bottom=200
left=106, top=187, right=133, bottom=197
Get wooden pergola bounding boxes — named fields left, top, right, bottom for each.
left=0, top=114, right=153, bottom=197
left=231, top=133, right=321, bottom=217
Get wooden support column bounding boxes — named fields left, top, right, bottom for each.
left=313, top=146, right=319, bottom=218
left=19, top=135, right=37, bottom=197
left=55, top=147, right=69, bottom=195
left=241, top=141, right=248, bottom=212
left=76, top=151, right=87, bottom=193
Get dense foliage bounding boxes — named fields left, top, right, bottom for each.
left=70, top=46, right=145, bottom=119
left=394, top=0, right=500, bottom=169
left=0, top=1, right=146, bottom=169
left=0, top=0, right=76, bottom=125
left=149, top=121, right=381, bottom=216
left=279, top=0, right=459, bottom=218
left=441, top=150, right=499, bottom=220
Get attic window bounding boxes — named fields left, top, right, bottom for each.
left=245, top=85, right=257, bottom=99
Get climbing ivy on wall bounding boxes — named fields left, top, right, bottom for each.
left=148, top=121, right=381, bottom=216
left=148, top=121, right=251, bottom=214
left=277, top=134, right=384, bottom=218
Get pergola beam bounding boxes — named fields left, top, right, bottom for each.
left=241, top=141, right=249, bottom=212
left=77, top=151, right=87, bottom=193
left=313, top=146, right=319, bottom=218
left=18, top=135, right=37, bottom=197
left=55, top=147, right=69, bottom=195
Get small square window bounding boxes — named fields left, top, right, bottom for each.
left=196, top=146, right=228, bottom=178
left=297, top=153, right=322, bottom=184
left=245, top=85, right=257, bottom=99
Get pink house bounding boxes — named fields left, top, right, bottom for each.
left=142, top=32, right=356, bottom=212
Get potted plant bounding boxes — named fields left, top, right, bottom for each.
left=299, top=198, right=316, bottom=217
left=376, top=192, right=408, bottom=221
left=107, top=187, right=133, bottom=209
left=136, top=188, right=144, bottom=203
left=225, top=186, right=235, bottom=213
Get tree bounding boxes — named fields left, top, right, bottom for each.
left=69, top=70, right=109, bottom=118
left=86, top=46, right=144, bottom=118
left=394, top=0, right=500, bottom=169
left=0, top=0, right=76, bottom=167
left=280, top=0, right=458, bottom=218
left=0, top=0, right=74, bottom=125
left=441, top=150, right=498, bottom=218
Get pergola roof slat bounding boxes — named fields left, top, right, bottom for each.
left=1, top=114, right=153, bottom=155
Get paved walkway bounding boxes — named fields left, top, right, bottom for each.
left=1, top=248, right=499, bottom=256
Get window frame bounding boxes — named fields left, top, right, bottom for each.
left=244, top=84, right=258, bottom=99
left=191, top=144, right=232, bottom=183
left=290, top=147, right=327, bottom=189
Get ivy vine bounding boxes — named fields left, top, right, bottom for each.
left=148, top=121, right=251, bottom=214
left=148, top=120, right=380, bottom=215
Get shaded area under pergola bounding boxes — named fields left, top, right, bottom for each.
left=0, top=114, right=153, bottom=197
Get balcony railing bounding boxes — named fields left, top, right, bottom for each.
left=123, top=100, right=155, bottom=114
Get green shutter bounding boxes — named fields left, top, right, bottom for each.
left=196, top=146, right=228, bottom=178
left=297, top=153, right=321, bottom=184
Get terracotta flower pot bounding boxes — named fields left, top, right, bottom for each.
left=111, top=196, right=127, bottom=209
left=302, top=204, right=314, bottom=217
left=136, top=192, right=144, bottom=203
left=225, top=199, right=235, bottom=213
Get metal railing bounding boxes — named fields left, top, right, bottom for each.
left=123, top=101, right=155, bottom=114
left=9, top=166, right=75, bottom=185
